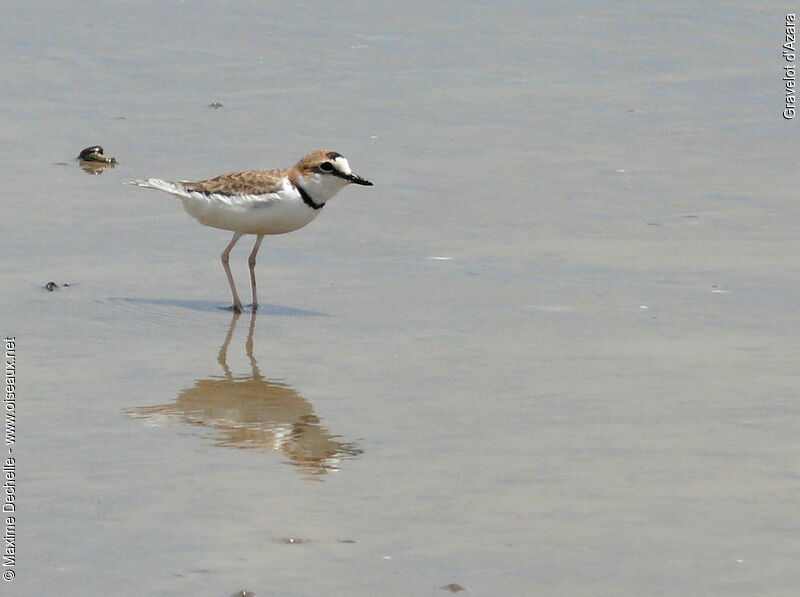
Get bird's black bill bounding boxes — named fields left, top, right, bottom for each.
left=329, top=169, right=373, bottom=186
left=345, top=172, right=373, bottom=186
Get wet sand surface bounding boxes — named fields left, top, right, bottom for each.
left=3, top=2, right=799, bottom=595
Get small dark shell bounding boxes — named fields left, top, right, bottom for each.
left=78, top=145, right=116, bottom=163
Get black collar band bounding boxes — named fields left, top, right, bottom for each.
left=296, top=184, right=324, bottom=210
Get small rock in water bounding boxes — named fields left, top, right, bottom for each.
left=440, top=583, right=466, bottom=592
left=77, top=145, right=117, bottom=164
left=208, top=102, right=224, bottom=109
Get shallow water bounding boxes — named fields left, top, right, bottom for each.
left=2, top=1, right=799, bottom=595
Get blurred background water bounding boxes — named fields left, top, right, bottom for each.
left=1, top=2, right=798, bottom=595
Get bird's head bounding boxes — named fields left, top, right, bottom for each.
left=292, top=150, right=373, bottom=202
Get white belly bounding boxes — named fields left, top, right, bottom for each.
left=182, top=192, right=320, bottom=235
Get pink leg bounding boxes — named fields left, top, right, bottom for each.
left=248, top=235, right=265, bottom=311
left=221, top=232, right=244, bottom=313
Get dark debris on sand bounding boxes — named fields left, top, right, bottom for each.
left=44, top=281, right=77, bottom=292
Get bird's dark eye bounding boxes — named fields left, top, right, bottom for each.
left=319, top=162, right=334, bottom=172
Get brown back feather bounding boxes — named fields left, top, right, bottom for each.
left=182, top=168, right=288, bottom=196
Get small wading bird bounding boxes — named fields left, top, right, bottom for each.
left=131, top=150, right=373, bottom=313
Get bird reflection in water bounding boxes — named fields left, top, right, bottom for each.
left=126, top=313, right=362, bottom=480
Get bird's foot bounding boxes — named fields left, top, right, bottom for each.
left=220, top=303, right=244, bottom=314
left=248, top=303, right=259, bottom=312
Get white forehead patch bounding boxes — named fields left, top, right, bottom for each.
left=333, top=156, right=352, bottom=175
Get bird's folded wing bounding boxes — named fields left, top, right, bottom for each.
left=181, top=168, right=288, bottom=196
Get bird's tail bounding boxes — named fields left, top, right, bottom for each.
left=128, top=178, right=190, bottom=197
